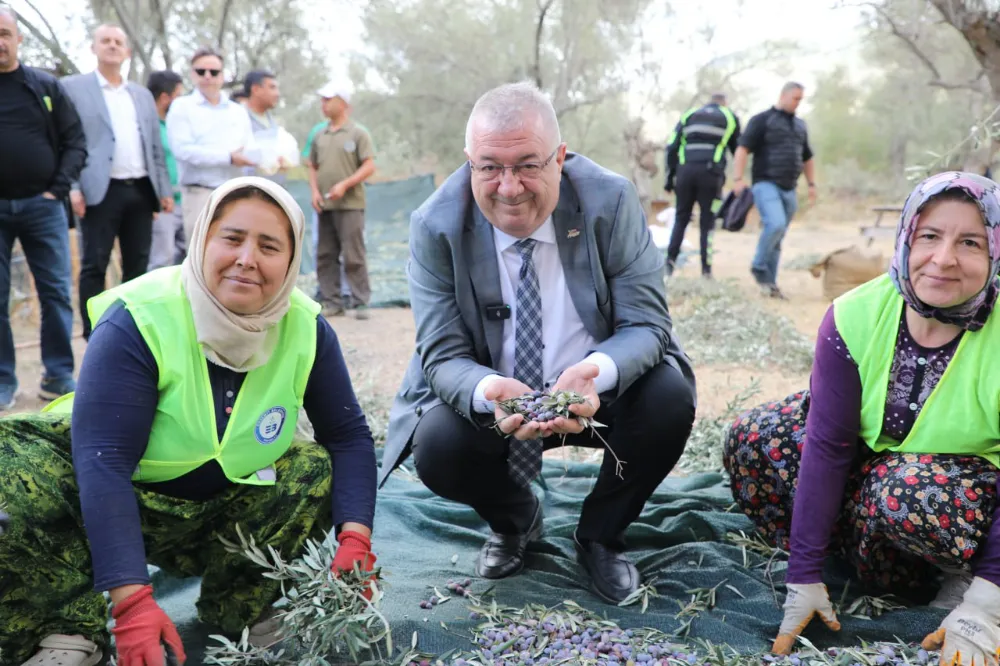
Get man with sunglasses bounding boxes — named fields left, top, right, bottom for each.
left=381, top=82, right=697, bottom=604
left=166, top=46, right=256, bottom=247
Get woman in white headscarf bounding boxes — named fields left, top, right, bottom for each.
left=0, top=177, right=378, bottom=666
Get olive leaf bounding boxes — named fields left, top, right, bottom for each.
left=205, top=524, right=393, bottom=665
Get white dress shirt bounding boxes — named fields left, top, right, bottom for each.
left=96, top=71, right=146, bottom=180
left=165, top=90, right=255, bottom=188
left=472, top=217, right=619, bottom=414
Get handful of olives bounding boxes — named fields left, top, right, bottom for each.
left=495, top=389, right=592, bottom=424
left=492, top=390, right=625, bottom=479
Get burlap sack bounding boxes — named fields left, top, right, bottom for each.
left=809, top=245, right=889, bottom=301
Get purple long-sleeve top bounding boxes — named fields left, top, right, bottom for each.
left=787, top=305, right=1000, bottom=587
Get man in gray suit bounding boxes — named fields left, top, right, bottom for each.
left=62, top=24, right=172, bottom=339
left=381, top=82, right=697, bottom=604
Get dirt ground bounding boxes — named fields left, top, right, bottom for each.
left=6, top=207, right=897, bottom=423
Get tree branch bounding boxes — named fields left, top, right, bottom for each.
left=928, top=69, right=987, bottom=92
left=928, top=0, right=984, bottom=32
left=24, top=0, right=70, bottom=44
left=18, top=0, right=80, bottom=75
left=864, top=1, right=943, bottom=81
left=217, top=0, right=235, bottom=49
left=106, top=0, right=154, bottom=74
left=859, top=1, right=987, bottom=94
left=554, top=86, right=622, bottom=118
left=151, top=0, right=173, bottom=69
left=532, top=0, right=555, bottom=89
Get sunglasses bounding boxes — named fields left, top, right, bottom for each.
left=194, top=68, right=221, bottom=77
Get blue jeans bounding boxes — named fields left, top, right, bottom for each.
left=0, top=194, right=75, bottom=388
left=750, top=181, right=798, bottom=285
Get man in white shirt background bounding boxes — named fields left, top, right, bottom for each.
left=61, top=24, right=173, bottom=340
left=166, top=46, right=256, bottom=246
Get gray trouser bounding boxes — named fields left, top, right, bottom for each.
left=316, top=209, right=370, bottom=308
left=181, top=186, right=214, bottom=250
left=148, top=207, right=185, bottom=270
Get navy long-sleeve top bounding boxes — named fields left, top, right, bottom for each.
left=71, top=301, right=377, bottom=592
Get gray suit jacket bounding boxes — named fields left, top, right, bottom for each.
left=61, top=72, right=171, bottom=208
left=379, top=153, right=695, bottom=486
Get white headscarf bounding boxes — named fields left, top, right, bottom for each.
left=180, top=176, right=305, bottom=372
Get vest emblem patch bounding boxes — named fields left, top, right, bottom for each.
left=255, top=406, right=287, bottom=445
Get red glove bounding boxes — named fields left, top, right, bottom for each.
left=332, top=531, right=377, bottom=599
left=332, top=531, right=377, bottom=573
left=111, top=585, right=186, bottom=666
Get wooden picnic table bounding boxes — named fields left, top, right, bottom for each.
left=860, top=205, right=903, bottom=246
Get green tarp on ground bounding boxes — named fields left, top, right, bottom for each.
left=285, top=175, right=436, bottom=306
left=162, top=456, right=947, bottom=664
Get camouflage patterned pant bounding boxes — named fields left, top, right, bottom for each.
left=0, top=413, right=334, bottom=665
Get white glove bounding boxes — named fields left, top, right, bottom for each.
left=772, top=582, right=841, bottom=654
left=923, top=577, right=1000, bottom=666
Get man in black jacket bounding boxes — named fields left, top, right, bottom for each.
left=0, top=6, right=88, bottom=411
left=731, top=82, right=816, bottom=299
left=664, top=93, right=740, bottom=278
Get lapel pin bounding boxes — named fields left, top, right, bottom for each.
left=567, top=228, right=580, bottom=239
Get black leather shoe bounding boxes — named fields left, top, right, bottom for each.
left=574, top=533, right=640, bottom=603
left=475, top=502, right=543, bottom=579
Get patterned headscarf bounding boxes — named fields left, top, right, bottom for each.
left=889, top=171, right=1000, bottom=331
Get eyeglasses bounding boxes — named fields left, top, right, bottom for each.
left=194, top=68, right=222, bottom=78
left=469, top=148, right=559, bottom=182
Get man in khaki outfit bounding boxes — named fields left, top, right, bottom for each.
left=308, top=81, right=376, bottom=319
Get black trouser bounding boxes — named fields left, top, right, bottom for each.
left=667, top=165, right=723, bottom=274
left=410, top=362, right=696, bottom=548
left=78, top=178, right=156, bottom=338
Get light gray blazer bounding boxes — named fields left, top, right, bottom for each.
left=61, top=72, right=171, bottom=208
left=379, top=153, right=695, bottom=486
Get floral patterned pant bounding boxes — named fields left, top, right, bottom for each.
left=723, top=390, right=998, bottom=591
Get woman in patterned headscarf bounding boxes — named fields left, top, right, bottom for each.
left=723, top=172, right=1000, bottom=664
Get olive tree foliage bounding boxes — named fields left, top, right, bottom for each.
left=88, top=0, right=333, bottom=139
left=654, top=29, right=801, bottom=124
left=12, top=1, right=86, bottom=75
left=347, top=0, right=654, bottom=179
left=799, top=0, right=990, bottom=196
left=13, top=0, right=331, bottom=141
left=846, top=0, right=1000, bottom=176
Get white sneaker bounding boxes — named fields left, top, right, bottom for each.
left=930, top=568, right=973, bottom=610
left=21, top=634, right=103, bottom=666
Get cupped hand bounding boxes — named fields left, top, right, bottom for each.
left=544, top=363, right=600, bottom=436
left=485, top=377, right=544, bottom=441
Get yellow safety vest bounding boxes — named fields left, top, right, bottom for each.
left=833, top=274, right=1000, bottom=465
left=46, top=266, right=320, bottom=485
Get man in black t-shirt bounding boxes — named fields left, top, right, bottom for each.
left=732, top=82, right=816, bottom=299
left=0, top=6, right=87, bottom=411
